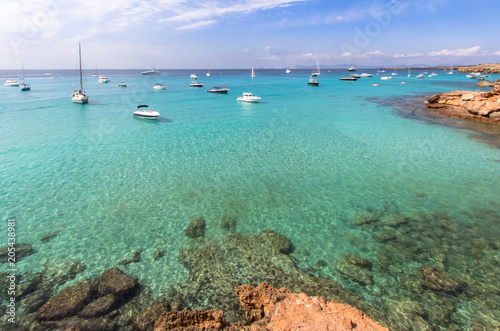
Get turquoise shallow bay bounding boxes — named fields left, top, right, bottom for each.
left=1, top=69, right=500, bottom=328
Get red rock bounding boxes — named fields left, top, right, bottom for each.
left=153, top=309, right=225, bottom=331
left=235, top=282, right=290, bottom=323
left=235, top=283, right=388, bottom=331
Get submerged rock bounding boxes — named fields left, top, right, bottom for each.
left=132, top=301, right=171, bottom=331
left=0, top=243, right=34, bottom=262
left=335, top=254, right=374, bottom=285
left=41, top=228, right=62, bottom=243
left=220, top=215, right=237, bottom=231
left=97, top=267, right=139, bottom=297
left=186, top=216, right=206, bottom=238
left=117, top=249, right=142, bottom=265
left=35, top=279, right=96, bottom=321
left=419, top=267, right=466, bottom=293
left=349, top=210, right=378, bottom=226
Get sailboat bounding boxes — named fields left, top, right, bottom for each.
left=311, top=60, right=320, bottom=76
left=251, top=66, right=256, bottom=78
left=206, top=59, right=211, bottom=77
left=408, top=67, right=411, bottom=77
left=72, top=43, right=89, bottom=104
left=20, top=63, right=31, bottom=91
left=93, top=65, right=98, bottom=77
left=446, top=65, right=453, bottom=75
left=391, top=66, right=397, bottom=75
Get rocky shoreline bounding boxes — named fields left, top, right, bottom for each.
left=457, top=63, right=500, bottom=74
left=426, top=85, right=500, bottom=124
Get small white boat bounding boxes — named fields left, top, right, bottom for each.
left=207, top=87, right=229, bottom=93
left=98, top=75, right=109, bottom=83
left=372, top=83, right=379, bottom=86
left=118, top=82, right=127, bottom=87
left=381, top=76, right=392, bottom=80
left=93, top=65, right=98, bottom=77
left=72, top=43, right=89, bottom=104
left=237, top=92, right=261, bottom=102
left=408, top=68, right=411, bottom=77
left=153, top=83, right=166, bottom=90
left=340, top=76, right=358, bottom=81
left=141, top=70, right=161, bottom=75
left=360, top=73, right=373, bottom=77
left=251, top=67, right=256, bottom=78
left=416, top=73, right=425, bottom=79
left=190, top=81, right=204, bottom=87
left=133, top=105, right=159, bottom=120
left=4, top=79, right=19, bottom=86
left=190, top=73, right=197, bottom=79
left=286, top=69, right=292, bottom=74
left=401, top=81, right=407, bottom=85
left=446, top=65, right=454, bottom=75
left=430, top=73, right=437, bottom=76
left=348, top=66, right=356, bottom=71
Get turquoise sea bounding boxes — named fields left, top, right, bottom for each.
left=1, top=68, right=500, bottom=329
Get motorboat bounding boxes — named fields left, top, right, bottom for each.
left=351, top=74, right=362, bottom=78
left=381, top=76, right=392, bottom=80
left=190, top=81, right=204, bottom=87
left=286, top=69, right=292, bottom=74
left=153, top=83, right=166, bottom=90
left=4, top=79, right=19, bottom=86
left=348, top=66, right=356, bottom=71
left=360, top=73, right=373, bottom=77
left=72, top=43, right=89, bottom=104
left=340, top=76, right=358, bottom=81
left=190, top=73, right=197, bottom=79
left=416, top=73, right=425, bottom=79
left=207, top=87, right=229, bottom=93
left=372, top=83, right=379, bottom=86
left=307, top=76, right=319, bottom=85
left=98, top=75, right=109, bottom=83
left=237, top=92, right=261, bottom=102
left=401, top=81, right=407, bottom=84
left=133, top=105, right=159, bottom=120
left=141, top=70, right=161, bottom=75
left=430, top=73, right=437, bottom=76
left=118, top=82, right=127, bottom=87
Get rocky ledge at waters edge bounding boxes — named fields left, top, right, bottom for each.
left=426, top=85, right=500, bottom=124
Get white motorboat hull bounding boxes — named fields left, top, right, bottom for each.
left=133, top=111, right=159, bottom=120
left=5, top=82, right=19, bottom=87
left=237, top=97, right=260, bottom=102
left=98, top=80, right=109, bottom=83
left=153, top=86, right=166, bottom=90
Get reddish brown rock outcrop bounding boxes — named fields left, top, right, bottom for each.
left=234, top=283, right=388, bottom=331
left=426, top=86, right=500, bottom=124
left=457, top=63, right=500, bottom=74
left=154, top=309, right=226, bottom=331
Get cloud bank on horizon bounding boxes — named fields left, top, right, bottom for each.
left=0, top=0, right=499, bottom=69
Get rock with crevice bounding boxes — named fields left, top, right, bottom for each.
left=419, top=267, right=466, bottom=293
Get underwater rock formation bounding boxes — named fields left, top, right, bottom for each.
left=154, top=309, right=226, bottom=330
left=426, top=86, right=500, bottom=124
left=185, top=216, right=206, bottom=238
left=0, top=243, right=34, bottom=262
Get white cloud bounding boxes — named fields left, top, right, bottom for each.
left=176, top=20, right=217, bottom=30
left=428, top=46, right=481, bottom=57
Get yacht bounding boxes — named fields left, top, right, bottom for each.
left=118, top=82, right=127, bottom=87
left=190, top=81, right=204, bottom=87
left=4, top=79, right=19, bottom=87
left=381, top=76, right=392, bottom=80
left=307, top=76, right=319, bottom=86
left=72, top=43, right=89, bottom=104
left=286, top=69, right=292, bottom=74
left=153, top=83, right=166, bottom=90
left=190, top=73, right=197, bottom=79
left=351, top=74, right=362, bottom=78
left=360, top=73, right=373, bottom=77
left=237, top=92, right=261, bottom=102
left=133, top=105, right=159, bottom=120
left=141, top=70, right=161, bottom=75
left=401, top=81, right=407, bottom=85
left=416, top=73, right=425, bottom=79
left=311, top=60, right=320, bottom=76
left=348, top=66, right=356, bottom=71
left=372, top=83, right=379, bottom=86
left=20, top=63, right=31, bottom=91
left=207, top=87, right=229, bottom=93
left=98, top=75, right=109, bottom=83
left=340, top=76, right=358, bottom=81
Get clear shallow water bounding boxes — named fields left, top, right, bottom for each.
left=1, top=69, right=500, bottom=327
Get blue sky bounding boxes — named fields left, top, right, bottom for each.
left=1, top=0, right=499, bottom=69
